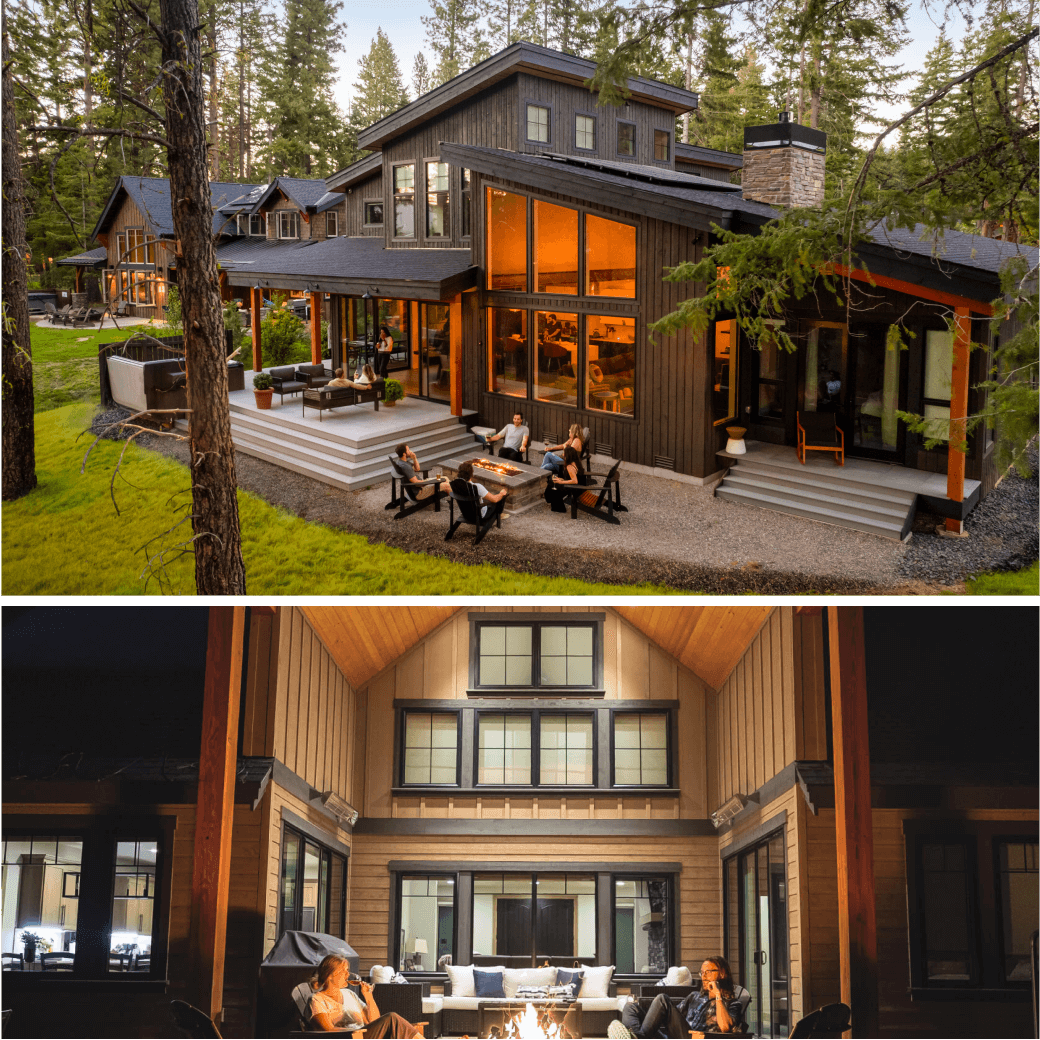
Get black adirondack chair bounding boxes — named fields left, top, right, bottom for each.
left=445, top=479, right=503, bottom=546
left=789, top=1002, right=851, bottom=1038
left=385, top=455, right=446, bottom=519
left=170, top=999, right=223, bottom=1038
left=557, top=459, right=624, bottom=524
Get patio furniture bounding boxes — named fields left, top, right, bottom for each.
left=386, top=455, right=446, bottom=520
left=445, top=480, right=503, bottom=546
left=556, top=459, right=624, bottom=524
left=296, top=363, right=333, bottom=388
left=114, top=301, right=130, bottom=317
left=797, top=411, right=845, bottom=466
left=227, top=360, right=245, bottom=393
left=788, top=1002, right=851, bottom=1038
left=269, top=366, right=308, bottom=403
left=39, top=952, right=75, bottom=971
left=2, top=953, right=23, bottom=971
left=170, top=999, right=223, bottom=1038
left=303, top=386, right=355, bottom=420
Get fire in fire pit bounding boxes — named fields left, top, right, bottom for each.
left=500, top=1002, right=563, bottom=1040
left=471, top=457, right=523, bottom=477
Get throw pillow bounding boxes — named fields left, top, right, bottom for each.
left=515, top=986, right=550, bottom=999
left=662, top=966, right=693, bottom=987
left=555, top=968, right=584, bottom=998
left=579, top=964, right=614, bottom=998
left=444, top=964, right=475, bottom=998
left=548, top=985, right=577, bottom=1000
left=371, top=965, right=395, bottom=985
left=474, top=969, right=505, bottom=998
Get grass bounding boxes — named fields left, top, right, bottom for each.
left=2, top=403, right=682, bottom=596
left=964, top=560, right=1039, bottom=595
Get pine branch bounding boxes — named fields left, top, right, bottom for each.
left=912, top=121, right=1039, bottom=190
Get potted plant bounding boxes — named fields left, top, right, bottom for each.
left=21, top=931, right=43, bottom=964
left=252, top=371, right=274, bottom=409
left=383, top=378, right=404, bottom=407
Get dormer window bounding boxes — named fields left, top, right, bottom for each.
left=250, top=213, right=266, bottom=236
left=326, top=210, right=339, bottom=237
left=278, top=211, right=300, bottom=239
left=617, top=121, right=636, bottom=157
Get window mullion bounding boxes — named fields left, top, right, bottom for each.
left=76, top=831, right=115, bottom=978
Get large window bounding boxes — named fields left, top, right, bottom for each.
left=402, top=712, right=459, bottom=785
left=654, top=130, right=671, bottom=162
left=488, top=307, right=528, bottom=397
left=426, top=161, right=450, bottom=238
left=613, top=713, right=669, bottom=786
left=533, top=201, right=578, bottom=295
left=585, top=214, right=636, bottom=297
left=278, top=210, right=300, bottom=239
left=478, top=714, right=532, bottom=784
left=472, top=618, right=600, bottom=692
left=713, top=319, right=738, bottom=425
left=125, top=227, right=155, bottom=265
left=997, top=840, right=1038, bottom=983
left=586, top=316, right=635, bottom=414
left=279, top=824, right=347, bottom=939
left=614, top=877, right=672, bottom=974
left=535, top=310, right=578, bottom=407
left=922, top=328, right=953, bottom=443
left=487, top=188, right=527, bottom=291
left=476, top=712, right=595, bottom=787
left=526, top=103, right=550, bottom=144
left=394, top=164, right=416, bottom=238
left=399, top=875, right=455, bottom=971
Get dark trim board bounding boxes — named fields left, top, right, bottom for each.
left=394, top=699, right=678, bottom=710
left=355, top=818, right=716, bottom=836
left=280, top=807, right=352, bottom=859
left=391, top=786, right=682, bottom=797
left=719, top=810, right=788, bottom=858
left=388, top=859, right=684, bottom=873
left=224, top=268, right=478, bottom=301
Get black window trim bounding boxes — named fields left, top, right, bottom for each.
left=398, top=708, right=463, bottom=788
left=611, top=871, right=676, bottom=973
left=393, top=869, right=459, bottom=975
left=423, top=155, right=451, bottom=240
left=616, top=119, right=637, bottom=160
left=574, top=111, right=598, bottom=153
left=609, top=707, right=675, bottom=789
left=392, top=161, right=417, bottom=240
left=653, top=128, right=672, bottom=164
left=363, top=198, right=385, bottom=227
left=992, top=833, right=1039, bottom=989
left=524, top=99, right=552, bottom=146
left=278, top=819, right=349, bottom=940
left=460, top=167, right=473, bottom=239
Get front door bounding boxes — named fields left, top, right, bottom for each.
left=416, top=303, right=451, bottom=403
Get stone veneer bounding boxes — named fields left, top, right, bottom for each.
left=741, top=145, right=825, bottom=208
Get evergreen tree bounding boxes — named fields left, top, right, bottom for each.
left=692, top=9, right=741, bottom=153
left=352, top=28, right=409, bottom=127
left=412, top=51, right=432, bottom=98
left=421, top=0, right=484, bottom=85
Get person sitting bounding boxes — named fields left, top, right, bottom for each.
left=308, top=954, right=422, bottom=1037
left=543, top=445, right=588, bottom=513
left=350, top=363, right=378, bottom=387
left=327, top=367, right=352, bottom=387
left=480, top=413, right=529, bottom=461
left=451, top=460, right=507, bottom=521
left=612, top=958, right=747, bottom=1039
left=395, top=443, right=449, bottom=499
left=541, top=424, right=584, bottom=475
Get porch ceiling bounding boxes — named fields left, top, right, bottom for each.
left=302, top=606, right=773, bottom=693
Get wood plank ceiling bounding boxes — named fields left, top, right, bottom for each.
left=302, top=606, right=774, bottom=693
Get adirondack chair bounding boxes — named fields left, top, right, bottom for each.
left=385, top=455, right=446, bottom=520
left=445, top=479, right=503, bottom=546
left=52, top=304, right=72, bottom=325
left=556, top=459, right=624, bottom=524
left=170, top=1000, right=223, bottom=1038
left=788, top=1002, right=851, bottom=1038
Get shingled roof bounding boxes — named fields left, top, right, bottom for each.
left=249, top=176, right=330, bottom=214
left=55, top=246, right=108, bottom=267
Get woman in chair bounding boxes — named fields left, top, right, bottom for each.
left=541, top=424, right=585, bottom=476
left=544, top=445, right=588, bottom=513
left=309, top=955, right=422, bottom=1037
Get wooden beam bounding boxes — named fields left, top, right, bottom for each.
left=188, top=606, right=246, bottom=1023
left=827, top=606, right=878, bottom=1038
left=449, top=292, right=463, bottom=416
left=831, top=263, right=993, bottom=316
left=945, top=307, right=971, bottom=533
left=251, top=285, right=263, bottom=372
left=310, top=291, right=323, bottom=365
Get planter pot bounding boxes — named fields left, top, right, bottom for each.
left=385, top=399, right=398, bottom=407
left=23, top=943, right=36, bottom=964
left=254, top=389, right=274, bottom=410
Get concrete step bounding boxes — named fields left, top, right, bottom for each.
left=727, top=455, right=917, bottom=505
left=721, top=474, right=908, bottom=526
left=724, top=462, right=915, bottom=511
left=715, top=484, right=908, bottom=540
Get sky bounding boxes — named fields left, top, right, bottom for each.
left=333, top=0, right=970, bottom=128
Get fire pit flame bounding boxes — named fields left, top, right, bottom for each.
left=471, top=457, right=522, bottom=477
left=503, top=1002, right=562, bottom=1040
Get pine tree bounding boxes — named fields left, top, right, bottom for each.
left=412, top=51, right=432, bottom=99
left=421, top=0, right=484, bottom=85
left=692, top=9, right=741, bottom=153
left=352, top=28, right=409, bottom=127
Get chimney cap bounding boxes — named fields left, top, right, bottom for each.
left=778, top=110, right=790, bottom=122
left=743, top=119, right=827, bottom=153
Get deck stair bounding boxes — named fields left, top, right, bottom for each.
left=176, top=396, right=482, bottom=492
left=715, top=452, right=918, bottom=541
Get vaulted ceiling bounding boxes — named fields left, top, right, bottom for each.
left=301, top=606, right=774, bottom=692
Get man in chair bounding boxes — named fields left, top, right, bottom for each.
left=451, top=461, right=507, bottom=521
left=480, top=413, right=529, bottom=462
left=610, top=958, right=747, bottom=1039
left=395, top=443, right=449, bottom=500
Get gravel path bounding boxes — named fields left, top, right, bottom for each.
left=102, top=407, right=1034, bottom=593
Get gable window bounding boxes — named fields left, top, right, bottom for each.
left=278, top=210, right=300, bottom=239
left=250, top=212, right=267, bottom=236
left=460, top=168, right=472, bottom=238
left=613, top=713, right=669, bottom=785
left=996, top=840, right=1038, bottom=983
left=526, top=103, right=550, bottom=144
left=125, top=227, right=154, bottom=265
left=393, top=164, right=416, bottom=238
left=426, top=161, right=450, bottom=238
left=278, top=824, right=347, bottom=939
left=654, top=129, right=671, bottom=162
left=477, top=714, right=532, bottom=784
left=471, top=617, right=601, bottom=692
left=398, top=875, right=455, bottom=971
left=237, top=213, right=250, bottom=235
left=115, top=232, right=126, bottom=265
left=402, top=712, right=459, bottom=785
left=326, top=211, right=338, bottom=237
left=575, top=114, right=596, bottom=151
left=364, top=200, right=384, bottom=227
left=617, top=121, right=636, bottom=157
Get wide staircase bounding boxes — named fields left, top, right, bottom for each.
left=715, top=451, right=917, bottom=541
left=178, top=398, right=481, bottom=492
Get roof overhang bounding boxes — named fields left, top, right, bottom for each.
left=326, top=152, right=383, bottom=193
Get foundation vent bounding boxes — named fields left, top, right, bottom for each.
left=655, top=455, right=675, bottom=470
left=596, top=443, right=614, bottom=458
left=542, top=430, right=558, bottom=445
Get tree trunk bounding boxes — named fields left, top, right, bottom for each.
left=2, top=13, right=37, bottom=501
left=208, top=4, right=219, bottom=179
left=159, top=0, right=247, bottom=593
left=238, top=4, right=246, bottom=179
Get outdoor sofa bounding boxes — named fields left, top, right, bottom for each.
left=301, top=380, right=385, bottom=419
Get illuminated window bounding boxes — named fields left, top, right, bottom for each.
left=125, top=228, right=154, bottom=265
left=402, top=712, right=459, bottom=785
left=534, top=310, right=577, bottom=407
left=585, top=214, right=636, bottom=297
left=533, top=200, right=577, bottom=295
left=586, top=315, right=635, bottom=416
left=488, top=307, right=527, bottom=398
left=923, top=329, right=953, bottom=443
left=393, top=164, right=415, bottom=238
left=713, top=319, right=738, bottom=425
left=526, top=104, right=550, bottom=143
left=613, top=713, right=669, bottom=785
left=478, top=714, right=532, bottom=784
left=617, top=121, right=635, bottom=157
left=426, top=161, right=450, bottom=237
left=461, top=168, right=472, bottom=237
left=486, top=188, right=527, bottom=291
left=575, top=115, right=596, bottom=151
left=654, top=130, right=670, bottom=162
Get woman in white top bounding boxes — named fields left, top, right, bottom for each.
left=375, top=325, right=394, bottom=378
left=309, top=955, right=422, bottom=1037
left=351, top=363, right=377, bottom=387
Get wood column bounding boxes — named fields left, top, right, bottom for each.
left=188, top=606, right=246, bottom=1023
left=251, top=286, right=263, bottom=372
left=945, top=306, right=971, bottom=533
left=827, top=606, right=878, bottom=1037
left=310, top=291, right=323, bottom=364
left=449, top=292, right=462, bottom=416
left=75, top=267, right=83, bottom=293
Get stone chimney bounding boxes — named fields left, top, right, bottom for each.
left=741, top=111, right=827, bottom=208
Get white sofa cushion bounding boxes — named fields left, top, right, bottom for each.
left=579, top=965, right=615, bottom=998
left=502, top=966, right=557, bottom=998
left=445, top=964, right=506, bottom=998
left=577, top=997, right=621, bottom=1012
left=659, top=966, right=693, bottom=987
left=422, top=996, right=444, bottom=1014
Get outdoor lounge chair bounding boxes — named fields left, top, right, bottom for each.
left=797, top=411, right=845, bottom=465
left=51, top=304, right=72, bottom=325
left=296, top=363, right=333, bottom=388
left=65, top=306, right=88, bottom=326
left=445, top=479, right=502, bottom=546
left=114, top=301, right=130, bottom=317
left=43, top=301, right=59, bottom=321
left=556, top=459, right=624, bottom=524
left=269, top=366, right=308, bottom=403
left=788, top=1002, right=851, bottom=1038
left=386, top=455, right=446, bottom=519
left=170, top=999, right=223, bottom=1038
left=288, top=982, right=378, bottom=1036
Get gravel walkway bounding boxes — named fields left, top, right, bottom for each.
left=103, top=407, right=1029, bottom=593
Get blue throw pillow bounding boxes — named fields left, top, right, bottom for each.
left=555, top=968, right=584, bottom=997
left=474, top=969, right=505, bottom=998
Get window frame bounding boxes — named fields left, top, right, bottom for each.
left=392, top=162, right=417, bottom=240
left=278, top=210, right=300, bottom=240
left=469, top=615, right=604, bottom=695
left=610, top=709, right=673, bottom=788
left=424, top=157, right=451, bottom=240
left=574, top=112, right=598, bottom=153
left=398, top=709, right=463, bottom=788
left=653, top=129, right=672, bottom=163
left=364, top=199, right=385, bottom=227
left=124, top=227, right=155, bottom=266
left=524, top=101, right=552, bottom=146
left=326, top=210, right=339, bottom=237
left=611, top=873, right=676, bottom=973
left=992, top=834, right=1039, bottom=988
left=473, top=709, right=598, bottom=788
left=250, top=212, right=267, bottom=237
left=616, top=120, right=637, bottom=159
left=277, top=820, right=349, bottom=941
left=460, top=168, right=472, bottom=239
left=394, top=871, right=458, bottom=973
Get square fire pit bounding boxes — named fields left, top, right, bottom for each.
left=440, top=456, right=548, bottom=513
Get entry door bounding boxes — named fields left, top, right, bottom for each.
left=725, top=831, right=789, bottom=1037
left=417, top=303, right=451, bottom=402
left=802, top=322, right=849, bottom=426
left=847, top=323, right=908, bottom=461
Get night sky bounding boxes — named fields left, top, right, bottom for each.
left=2, top=606, right=1037, bottom=765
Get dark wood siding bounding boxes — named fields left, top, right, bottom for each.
left=103, top=195, right=174, bottom=320
left=341, top=172, right=385, bottom=237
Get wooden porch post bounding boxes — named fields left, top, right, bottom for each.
left=310, top=291, right=323, bottom=364
left=75, top=267, right=83, bottom=293
left=188, top=606, right=246, bottom=1023
left=827, top=606, right=878, bottom=1037
left=945, top=306, right=971, bottom=533
left=449, top=292, right=462, bottom=416
left=251, top=285, right=263, bottom=372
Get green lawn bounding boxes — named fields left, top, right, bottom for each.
left=2, top=403, right=682, bottom=596
left=964, top=560, right=1039, bottom=595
